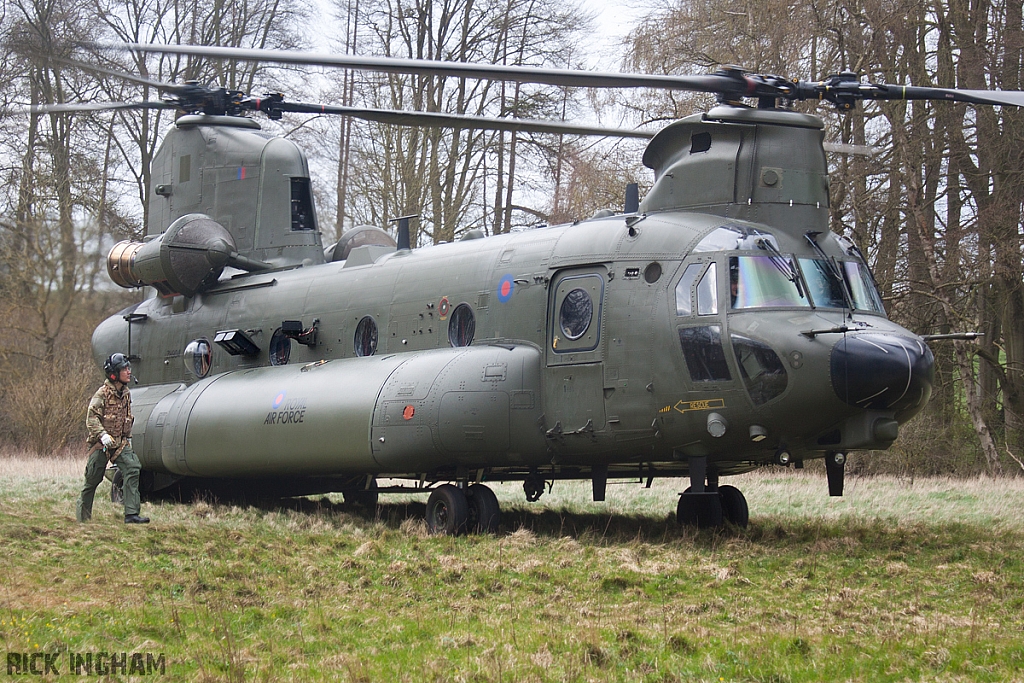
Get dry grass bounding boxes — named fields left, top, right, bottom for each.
left=3, top=456, right=1023, bottom=682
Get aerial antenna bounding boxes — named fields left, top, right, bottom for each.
left=624, top=183, right=640, bottom=214
left=390, top=215, right=417, bottom=250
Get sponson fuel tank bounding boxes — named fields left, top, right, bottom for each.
left=133, top=345, right=545, bottom=478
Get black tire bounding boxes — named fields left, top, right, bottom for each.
left=676, top=490, right=724, bottom=528
left=425, top=484, right=468, bottom=535
left=110, top=469, right=124, bottom=503
left=465, top=484, right=500, bottom=534
left=718, top=485, right=749, bottom=528
left=343, top=477, right=379, bottom=509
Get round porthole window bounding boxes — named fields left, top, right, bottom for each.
left=354, top=316, right=378, bottom=357
left=559, top=288, right=593, bottom=340
left=183, top=339, right=212, bottom=378
left=269, top=328, right=291, bottom=366
left=447, top=303, right=475, bottom=347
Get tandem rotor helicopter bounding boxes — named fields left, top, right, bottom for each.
left=48, top=43, right=1023, bottom=533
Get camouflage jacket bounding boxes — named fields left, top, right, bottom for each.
left=86, top=379, right=134, bottom=461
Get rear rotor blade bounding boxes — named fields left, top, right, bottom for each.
left=271, top=101, right=655, bottom=137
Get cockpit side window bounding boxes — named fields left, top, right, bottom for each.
left=696, top=263, right=718, bottom=315
left=678, top=326, right=732, bottom=382
left=674, top=263, right=703, bottom=316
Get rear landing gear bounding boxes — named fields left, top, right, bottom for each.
left=466, top=484, right=500, bottom=533
left=426, top=484, right=468, bottom=535
left=425, top=483, right=501, bottom=535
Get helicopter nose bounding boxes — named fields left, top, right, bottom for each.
left=830, top=334, right=934, bottom=415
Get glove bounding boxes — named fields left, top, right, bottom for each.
left=100, top=433, right=116, bottom=449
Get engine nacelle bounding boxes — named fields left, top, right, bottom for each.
left=107, top=214, right=237, bottom=297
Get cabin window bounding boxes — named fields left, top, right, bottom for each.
left=729, top=256, right=809, bottom=309
left=290, top=178, right=316, bottom=231
left=559, top=288, right=593, bottom=340
left=354, top=316, right=378, bottom=357
left=183, top=338, right=212, bottom=378
left=696, top=263, right=718, bottom=315
left=678, top=326, right=731, bottom=382
left=269, top=328, right=292, bottom=365
left=448, top=304, right=475, bottom=347
left=731, top=334, right=787, bottom=404
left=799, top=259, right=847, bottom=308
left=551, top=273, right=604, bottom=354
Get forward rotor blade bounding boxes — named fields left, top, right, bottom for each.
left=272, top=101, right=655, bottom=137
left=822, top=142, right=877, bottom=156
left=54, top=56, right=182, bottom=92
left=793, top=77, right=1024, bottom=108
left=892, top=86, right=1024, bottom=107
left=21, top=101, right=175, bottom=114
left=109, top=43, right=733, bottom=93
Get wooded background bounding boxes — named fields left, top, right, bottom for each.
left=0, top=0, right=1021, bottom=475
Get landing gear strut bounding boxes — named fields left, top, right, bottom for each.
left=825, top=451, right=846, bottom=496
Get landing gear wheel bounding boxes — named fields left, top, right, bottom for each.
left=465, top=484, right=500, bottom=534
left=425, top=484, right=468, bottom=535
left=718, top=485, right=748, bottom=528
left=676, top=488, right=724, bottom=528
left=342, top=477, right=379, bottom=509
left=110, top=469, right=124, bottom=503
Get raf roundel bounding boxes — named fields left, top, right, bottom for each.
left=497, top=274, right=515, bottom=303
left=272, top=391, right=286, bottom=410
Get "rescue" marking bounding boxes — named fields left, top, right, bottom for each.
left=673, top=398, right=725, bottom=414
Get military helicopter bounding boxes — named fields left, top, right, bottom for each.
left=63, top=43, right=1020, bottom=533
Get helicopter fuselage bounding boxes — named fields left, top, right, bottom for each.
left=92, top=208, right=931, bottom=489
left=90, top=105, right=935, bottom=523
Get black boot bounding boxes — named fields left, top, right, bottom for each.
left=125, top=514, right=150, bottom=524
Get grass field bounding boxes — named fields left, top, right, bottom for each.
left=1, top=455, right=1022, bottom=682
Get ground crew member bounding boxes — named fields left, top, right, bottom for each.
left=76, top=353, right=150, bottom=524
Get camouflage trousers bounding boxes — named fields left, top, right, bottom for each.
left=76, top=446, right=142, bottom=521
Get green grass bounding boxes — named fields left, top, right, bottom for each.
left=2, top=455, right=1023, bottom=682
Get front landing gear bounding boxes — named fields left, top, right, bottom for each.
left=676, top=491, right=723, bottom=528
left=676, top=486, right=749, bottom=528
left=676, top=455, right=749, bottom=528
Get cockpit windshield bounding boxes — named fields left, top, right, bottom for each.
left=729, top=256, right=810, bottom=309
left=798, top=259, right=847, bottom=308
left=841, top=260, right=886, bottom=313
left=694, top=225, right=778, bottom=252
